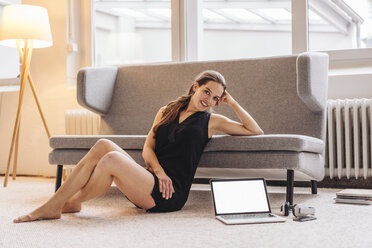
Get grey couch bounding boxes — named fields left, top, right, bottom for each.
left=49, top=52, right=329, bottom=215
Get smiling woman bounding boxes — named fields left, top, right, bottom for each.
left=152, top=70, right=226, bottom=135
left=142, top=70, right=263, bottom=212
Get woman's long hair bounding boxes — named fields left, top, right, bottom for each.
left=153, top=70, right=226, bottom=135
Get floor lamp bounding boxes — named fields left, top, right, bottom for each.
left=0, top=4, right=53, bottom=187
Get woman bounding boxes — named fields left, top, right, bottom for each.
left=14, top=70, right=263, bottom=223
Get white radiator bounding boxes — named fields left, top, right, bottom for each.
left=65, top=109, right=100, bottom=135
left=326, top=99, right=372, bottom=179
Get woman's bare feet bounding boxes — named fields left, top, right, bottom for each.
left=13, top=205, right=62, bottom=223
left=61, top=201, right=82, bottom=213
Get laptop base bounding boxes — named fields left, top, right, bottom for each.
left=216, top=214, right=286, bottom=225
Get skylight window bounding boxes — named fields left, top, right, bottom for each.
left=112, top=8, right=157, bottom=21
left=257, top=8, right=291, bottom=21
left=220, top=8, right=262, bottom=22
left=203, top=9, right=229, bottom=22
left=308, top=9, right=327, bottom=24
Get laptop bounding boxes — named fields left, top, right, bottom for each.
left=210, top=178, right=286, bottom=225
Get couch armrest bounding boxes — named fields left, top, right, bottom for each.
left=296, top=52, right=329, bottom=112
left=77, top=66, right=118, bottom=115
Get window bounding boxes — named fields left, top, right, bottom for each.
left=94, top=0, right=171, bottom=65
left=309, top=0, right=372, bottom=51
left=91, top=0, right=372, bottom=67
left=201, top=0, right=292, bottom=60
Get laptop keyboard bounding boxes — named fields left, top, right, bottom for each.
left=221, top=213, right=275, bottom=219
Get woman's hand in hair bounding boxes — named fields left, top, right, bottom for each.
left=155, top=170, right=175, bottom=200
left=218, top=90, right=236, bottom=107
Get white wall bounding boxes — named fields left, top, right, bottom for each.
left=328, top=73, right=372, bottom=99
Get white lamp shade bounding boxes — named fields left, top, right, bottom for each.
left=0, top=4, right=53, bottom=48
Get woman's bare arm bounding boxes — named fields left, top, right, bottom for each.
left=142, top=107, right=165, bottom=174
left=142, top=106, right=175, bottom=200
left=210, top=91, right=264, bottom=136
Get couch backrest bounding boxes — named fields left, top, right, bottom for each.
left=99, top=54, right=328, bottom=142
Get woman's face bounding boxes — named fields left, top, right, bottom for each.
left=191, top=80, right=225, bottom=111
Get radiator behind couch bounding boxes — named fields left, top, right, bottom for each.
left=65, top=100, right=372, bottom=180
left=65, top=109, right=100, bottom=135
left=326, top=98, right=372, bottom=180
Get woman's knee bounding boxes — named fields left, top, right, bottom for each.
left=94, top=138, right=114, bottom=151
left=90, top=139, right=116, bottom=157
left=97, top=151, right=131, bottom=171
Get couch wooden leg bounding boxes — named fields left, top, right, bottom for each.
left=311, top=180, right=317, bottom=194
left=55, top=165, right=63, bottom=192
left=284, top=169, right=294, bottom=216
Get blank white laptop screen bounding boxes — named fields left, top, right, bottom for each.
left=212, top=179, right=270, bottom=214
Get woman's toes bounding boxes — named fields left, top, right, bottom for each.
left=13, top=215, right=33, bottom=223
left=13, top=208, right=62, bottom=223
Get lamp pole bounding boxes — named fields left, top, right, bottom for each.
left=3, top=39, right=33, bottom=187
left=16, top=41, right=51, bottom=139
left=3, top=39, right=52, bottom=187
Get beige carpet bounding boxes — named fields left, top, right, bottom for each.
left=1, top=176, right=371, bottom=248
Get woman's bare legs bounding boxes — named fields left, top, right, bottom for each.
left=13, top=139, right=155, bottom=223
left=61, top=140, right=137, bottom=213
left=63, top=151, right=156, bottom=212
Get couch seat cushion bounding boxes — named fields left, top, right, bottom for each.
left=50, top=135, right=147, bottom=149
left=205, top=134, right=323, bottom=153
left=50, top=134, right=323, bottom=154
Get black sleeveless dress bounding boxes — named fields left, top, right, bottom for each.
left=147, top=111, right=211, bottom=212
